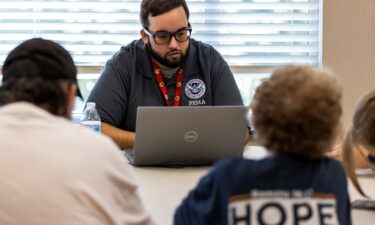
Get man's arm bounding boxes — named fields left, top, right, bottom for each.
left=102, top=122, right=135, bottom=150
left=87, top=56, right=134, bottom=148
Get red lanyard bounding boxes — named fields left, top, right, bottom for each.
left=152, top=60, right=183, bottom=106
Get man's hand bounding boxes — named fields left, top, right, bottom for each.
left=101, top=122, right=135, bottom=150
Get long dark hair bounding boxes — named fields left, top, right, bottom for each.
left=342, top=90, right=375, bottom=197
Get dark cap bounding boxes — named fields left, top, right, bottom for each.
left=2, top=38, right=83, bottom=99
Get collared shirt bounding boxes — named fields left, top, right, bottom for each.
left=174, top=154, right=351, bottom=225
left=88, top=38, right=243, bottom=132
left=0, top=102, right=155, bottom=225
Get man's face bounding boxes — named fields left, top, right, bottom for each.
left=141, top=6, right=190, bottom=68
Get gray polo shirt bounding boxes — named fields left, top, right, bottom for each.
left=88, top=39, right=243, bottom=132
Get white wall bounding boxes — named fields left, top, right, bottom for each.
left=323, top=0, right=375, bottom=129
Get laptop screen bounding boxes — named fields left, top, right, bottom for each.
left=127, top=106, right=248, bottom=166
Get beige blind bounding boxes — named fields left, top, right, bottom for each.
left=0, top=0, right=321, bottom=68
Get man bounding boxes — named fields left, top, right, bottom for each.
left=87, top=0, right=243, bottom=149
left=174, top=65, right=351, bottom=225
left=0, top=38, right=155, bottom=225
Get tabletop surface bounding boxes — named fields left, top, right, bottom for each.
left=126, top=146, right=375, bottom=225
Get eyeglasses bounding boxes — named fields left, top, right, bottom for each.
left=144, top=27, right=192, bottom=45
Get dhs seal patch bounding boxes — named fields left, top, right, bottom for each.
left=185, top=79, right=206, bottom=99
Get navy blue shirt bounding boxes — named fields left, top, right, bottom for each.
left=87, top=39, right=243, bottom=131
left=174, top=154, right=351, bottom=225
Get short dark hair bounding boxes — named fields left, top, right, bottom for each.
left=0, top=38, right=78, bottom=117
left=251, top=65, right=342, bottom=159
left=140, top=0, right=189, bottom=29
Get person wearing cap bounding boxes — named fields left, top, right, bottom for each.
left=87, top=0, right=243, bottom=150
left=0, top=38, right=155, bottom=225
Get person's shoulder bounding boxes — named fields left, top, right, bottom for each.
left=52, top=123, right=138, bottom=191
left=190, top=38, right=225, bottom=63
left=214, top=157, right=243, bottom=168
left=58, top=122, right=121, bottom=157
left=322, top=157, right=346, bottom=172
left=109, top=39, right=145, bottom=64
left=310, top=157, right=347, bottom=184
left=191, top=38, right=212, bottom=48
left=77, top=126, right=118, bottom=148
left=316, top=156, right=342, bottom=167
left=211, top=157, right=257, bottom=177
left=191, top=38, right=217, bottom=53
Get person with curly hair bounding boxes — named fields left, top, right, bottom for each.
left=174, top=65, right=351, bottom=225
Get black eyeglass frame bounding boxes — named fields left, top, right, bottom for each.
left=143, top=26, right=192, bottom=45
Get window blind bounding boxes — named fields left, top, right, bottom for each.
left=0, top=0, right=321, bottom=68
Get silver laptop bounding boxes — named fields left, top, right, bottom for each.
left=125, top=106, right=248, bottom=166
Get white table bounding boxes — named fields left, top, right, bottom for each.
left=348, top=176, right=375, bottom=225
left=127, top=146, right=375, bottom=225
left=129, top=166, right=208, bottom=225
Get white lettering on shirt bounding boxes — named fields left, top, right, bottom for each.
left=228, top=190, right=338, bottom=225
left=189, top=99, right=206, bottom=106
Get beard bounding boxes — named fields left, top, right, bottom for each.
left=147, top=43, right=188, bottom=68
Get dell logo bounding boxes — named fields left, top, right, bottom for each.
left=184, top=131, right=199, bottom=143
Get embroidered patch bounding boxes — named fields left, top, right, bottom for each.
left=185, top=79, right=206, bottom=99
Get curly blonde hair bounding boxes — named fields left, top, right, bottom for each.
left=251, top=65, right=342, bottom=158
